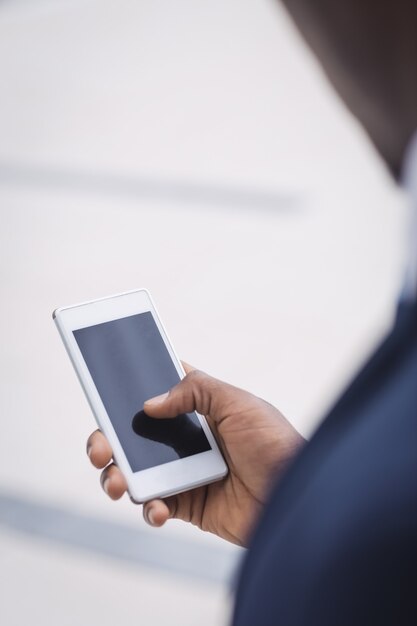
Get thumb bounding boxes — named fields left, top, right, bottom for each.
left=143, top=369, right=232, bottom=421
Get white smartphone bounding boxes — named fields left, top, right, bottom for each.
left=53, top=288, right=228, bottom=503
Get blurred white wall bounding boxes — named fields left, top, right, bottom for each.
left=0, top=1, right=407, bottom=625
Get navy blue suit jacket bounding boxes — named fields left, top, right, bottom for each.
left=233, top=301, right=417, bottom=626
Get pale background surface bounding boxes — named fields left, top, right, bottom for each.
left=0, top=0, right=408, bottom=624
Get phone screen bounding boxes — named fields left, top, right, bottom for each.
left=74, top=312, right=211, bottom=472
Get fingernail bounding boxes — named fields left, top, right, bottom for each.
left=86, top=444, right=92, bottom=458
left=145, top=392, right=169, bottom=406
left=103, top=478, right=110, bottom=495
left=146, top=507, right=156, bottom=526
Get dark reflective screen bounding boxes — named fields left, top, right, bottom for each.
left=74, top=312, right=211, bottom=472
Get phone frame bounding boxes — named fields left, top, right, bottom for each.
left=53, top=288, right=228, bottom=503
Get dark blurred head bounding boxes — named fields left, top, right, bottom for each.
left=281, top=0, right=417, bottom=177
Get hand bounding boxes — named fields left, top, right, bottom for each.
left=86, top=366, right=304, bottom=546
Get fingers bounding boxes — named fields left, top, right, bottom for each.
left=144, top=369, right=231, bottom=420
left=143, top=498, right=174, bottom=527
left=100, top=463, right=128, bottom=500
left=86, top=430, right=112, bottom=468
left=86, top=430, right=127, bottom=499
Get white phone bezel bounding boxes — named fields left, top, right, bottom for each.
left=53, top=288, right=228, bottom=503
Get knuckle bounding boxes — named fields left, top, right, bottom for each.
left=185, top=369, right=205, bottom=385
left=184, top=368, right=200, bottom=381
left=183, top=369, right=215, bottom=415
